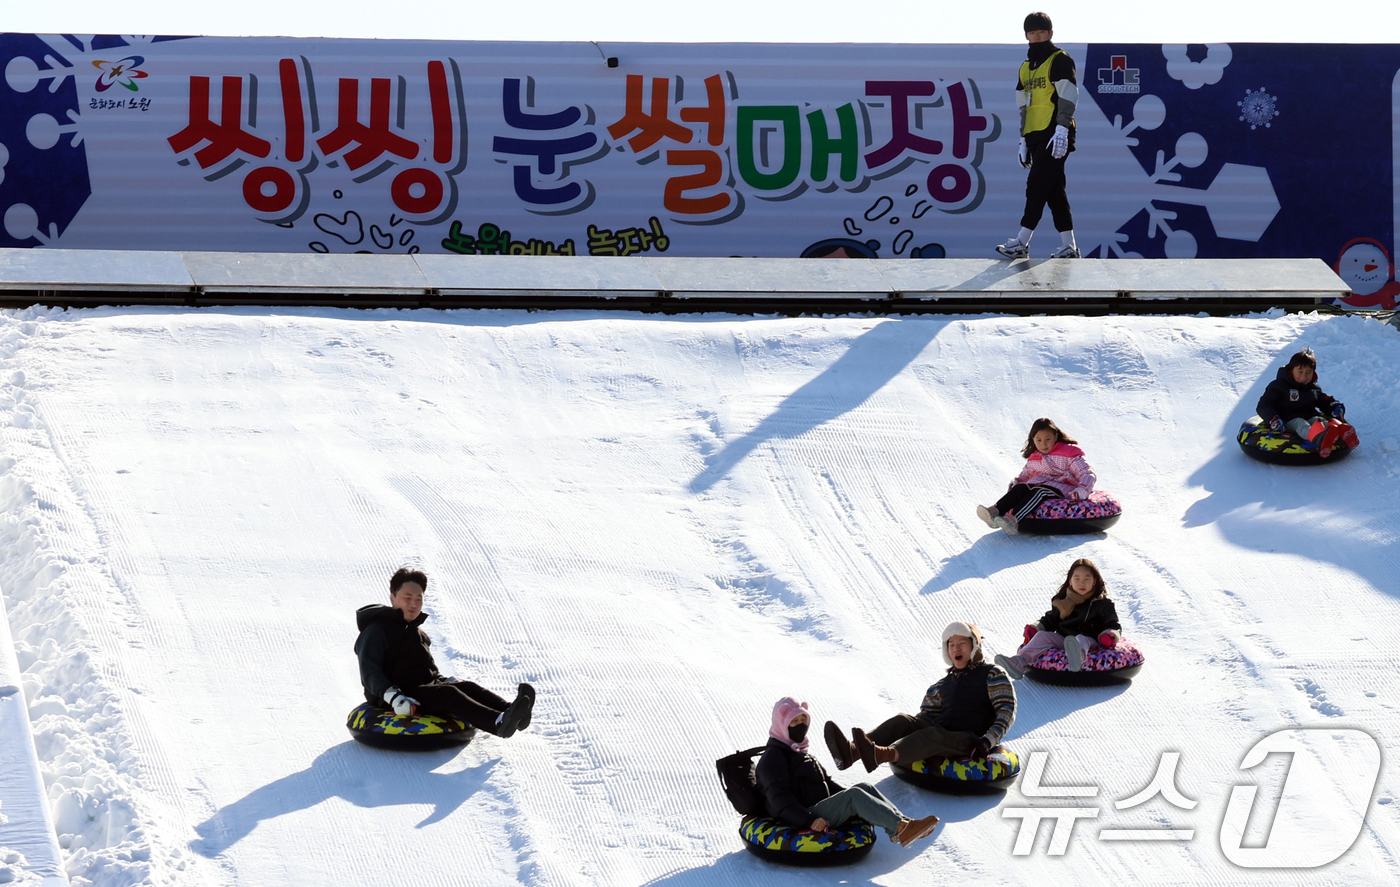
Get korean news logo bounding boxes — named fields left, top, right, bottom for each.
left=1003, top=728, right=1381, bottom=869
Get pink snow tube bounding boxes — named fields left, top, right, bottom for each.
left=1025, top=639, right=1145, bottom=686
left=1019, top=490, right=1123, bottom=534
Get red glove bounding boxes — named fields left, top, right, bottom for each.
left=1098, top=632, right=1118, bottom=648
left=1023, top=624, right=1038, bottom=645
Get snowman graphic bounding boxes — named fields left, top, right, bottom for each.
left=1335, top=238, right=1400, bottom=309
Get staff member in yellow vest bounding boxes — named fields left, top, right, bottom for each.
left=996, top=12, right=1081, bottom=260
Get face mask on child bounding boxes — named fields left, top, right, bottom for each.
left=788, top=723, right=809, bottom=743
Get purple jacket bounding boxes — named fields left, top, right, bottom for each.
left=1011, top=442, right=1097, bottom=498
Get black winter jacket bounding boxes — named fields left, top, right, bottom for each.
left=1039, top=596, right=1121, bottom=638
left=1256, top=366, right=1338, bottom=425
left=923, top=663, right=996, bottom=733
left=755, top=737, right=842, bottom=828
left=354, top=604, right=441, bottom=705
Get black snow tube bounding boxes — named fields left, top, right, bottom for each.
left=738, top=815, right=876, bottom=866
left=346, top=702, right=476, bottom=751
left=891, top=747, right=1021, bottom=794
left=1237, top=417, right=1353, bottom=466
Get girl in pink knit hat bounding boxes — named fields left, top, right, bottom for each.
left=755, top=697, right=939, bottom=848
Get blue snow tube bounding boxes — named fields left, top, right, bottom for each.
left=738, top=815, right=876, bottom=866
left=346, top=702, right=476, bottom=751
left=891, top=746, right=1021, bottom=794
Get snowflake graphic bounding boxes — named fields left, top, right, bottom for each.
left=1073, top=91, right=1280, bottom=259
left=1238, top=87, right=1280, bottom=130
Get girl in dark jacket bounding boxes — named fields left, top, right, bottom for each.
left=995, top=559, right=1121, bottom=677
left=755, top=697, right=939, bottom=849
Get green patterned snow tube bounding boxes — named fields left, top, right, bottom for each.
left=346, top=702, right=476, bottom=751
left=738, top=815, right=876, bottom=866
left=892, top=746, right=1021, bottom=794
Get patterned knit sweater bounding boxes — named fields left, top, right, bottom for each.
left=918, top=662, right=1017, bottom=748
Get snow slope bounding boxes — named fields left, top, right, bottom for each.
left=0, top=306, right=1397, bottom=886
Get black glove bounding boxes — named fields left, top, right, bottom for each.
left=971, top=739, right=992, bottom=759
left=1268, top=416, right=1284, bottom=433
left=1331, top=402, right=1346, bottom=419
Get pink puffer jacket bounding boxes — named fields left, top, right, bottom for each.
left=1011, top=442, right=1097, bottom=498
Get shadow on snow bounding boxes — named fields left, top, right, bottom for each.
left=1182, top=339, right=1397, bottom=597
left=190, top=741, right=497, bottom=857
left=689, top=320, right=941, bottom=494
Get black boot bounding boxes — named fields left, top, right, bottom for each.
left=824, top=721, right=858, bottom=770
left=517, top=682, right=534, bottom=730
left=497, top=683, right=535, bottom=739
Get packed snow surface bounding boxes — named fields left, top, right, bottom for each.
left=0, top=306, right=1397, bottom=886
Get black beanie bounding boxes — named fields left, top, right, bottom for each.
left=1024, top=12, right=1053, bottom=32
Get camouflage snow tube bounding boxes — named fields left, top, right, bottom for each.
left=1016, top=491, right=1122, bottom=535
left=1237, top=416, right=1353, bottom=466
left=1025, top=639, right=1145, bottom=686
left=346, top=702, right=476, bottom=751
left=738, top=815, right=876, bottom=866
left=891, top=746, right=1021, bottom=794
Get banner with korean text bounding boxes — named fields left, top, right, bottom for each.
left=2, top=34, right=1397, bottom=306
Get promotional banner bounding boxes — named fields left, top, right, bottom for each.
left=1, top=33, right=1396, bottom=306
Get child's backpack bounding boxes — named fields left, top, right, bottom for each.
left=715, top=746, right=768, bottom=816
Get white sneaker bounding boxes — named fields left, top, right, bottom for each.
left=1049, top=245, right=1081, bottom=259
left=994, top=514, right=1019, bottom=536
left=995, top=238, right=1029, bottom=260
left=976, top=505, right=998, bottom=528
left=994, top=653, right=1026, bottom=680
left=1064, top=636, right=1084, bottom=671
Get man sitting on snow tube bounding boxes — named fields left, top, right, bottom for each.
left=747, top=697, right=939, bottom=864
left=1248, top=347, right=1359, bottom=462
left=824, top=622, right=1017, bottom=791
left=351, top=567, right=534, bottom=748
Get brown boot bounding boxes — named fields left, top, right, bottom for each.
left=823, top=721, right=858, bottom=771
left=896, top=814, right=940, bottom=848
left=852, top=728, right=899, bottom=772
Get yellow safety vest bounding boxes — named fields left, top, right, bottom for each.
left=1020, top=50, right=1065, bottom=135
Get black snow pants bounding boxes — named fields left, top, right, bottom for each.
left=995, top=483, right=1064, bottom=521
left=1020, top=135, right=1073, bottom=233
left=408, top=680, right=512, bottom=733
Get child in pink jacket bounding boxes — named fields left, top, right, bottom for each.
left=977, top=418, right=1096, bottom=535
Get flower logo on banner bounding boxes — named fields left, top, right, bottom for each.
left=92, top=56, right=148, bottom=92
